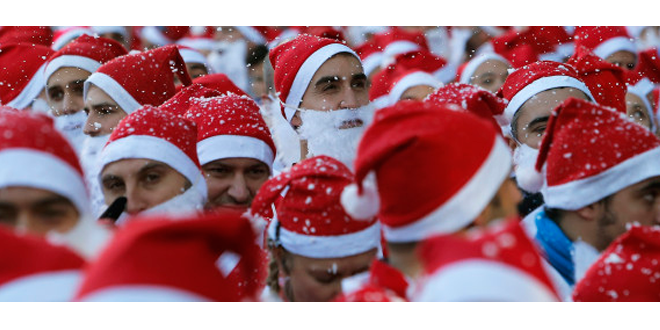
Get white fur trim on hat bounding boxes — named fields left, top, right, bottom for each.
left=84, top=72, right=142, bottom=115
left=45, top=55, right=100, bottom=82
left=197, top=135, right=275, bottom=171
left=0, top=148, right=89, bottom=214
left=459, top=54, right=509, bottom=84
left=81, top=285, right=209, bottom=302
left=6, top=63, right=47, bottom=110
left=433, top=63, right=457, bottom=84
left=542, top=146, right=660, bottom=211
left=91, top=26, right=128, bottom=38
left=0, top=270, right=81, bottom=302
left=414, top=260, right=557, bottom=302
left=383, top=137, right=512, bottom=243
left=178, top=48, right=209, bottom=69
left=503, top=75, right=595, bottom=124
left=362, top=52, right=383, bottom=78
left=141, top=26, right=171, bottom=47
left=593, top=36, right=637, bottom=60
left=388, top=71, right=441, bottom=106
left=235, top=27, right=267, bottom=45
left=52, top=29, right=91, bottom=51
left=382, top=41, right=421, bottom=60
left=177, top=37, right=216, bottom=51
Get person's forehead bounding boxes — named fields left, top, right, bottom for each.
left=621, top=176, right=660, bottom=194
left=47, top=67, right=91, bottom=86
left=85, top=84, right=118, bottom=106
left=0, top=186, right=70, bottom=205
left=314, top=53, right=363, bottom=78
left=102, top=158, right=170, bottom=177
left=204, top=157, right=267, bottom=168
left=476, top=59, right=509, bottom=73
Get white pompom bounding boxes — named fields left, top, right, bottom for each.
left=514, top=163, right=544, bottom=193
left=340, top=182, right=380, bottom=220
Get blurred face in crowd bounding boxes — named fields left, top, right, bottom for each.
left=606, top=50, right=637, bottom=71
left=0, top=187, right=79, bottom=236
left=626, top=92, right=653, bottom=131
left=248, top=61, right=266, bottom=98
left=400, top=85, right=437, bottom=102
left=475, top=177, right=523, bottom=227
left=46, top=67, right=91, bottom=116
left=100, top=159, right=190, bottom=215
left=512, top=88, right=590, bottom=149
left=98, top=32, right=129, bottom=50
left=470, top=59, right=510, bottom=93
left=202, top=158, right=270, bottom=210
left=83, top=85, right=127, bottom=136
left=186, top=63, right=208, bottom=80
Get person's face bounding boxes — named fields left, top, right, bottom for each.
left=470, top=59, right=509, bottom=93
left=100, top=159, right=190, bottom=215
left=83, top=85, right=127, bottom=136
left=0, top=187, right=79, bottom=236
left=594, top=176, right=660, bottom=251
left=626, top=93, right=653, bottom=130
left=248, top=61, right=266, bottom=98
left=605, top=50, right=637, bottom=71
left=99, top=32, right=128, bottom=50
left=214, top=26, right=243, bottom=42
left=202, top=158, right=269, bottom=210
left=513, top=88, right=590, bottom=149
left=46, top=67, right=91, bottom=116
left=279, top=248, right=377, bottom=302
left=400, top=85, right=436, bottom=101
left=478, top=177, right=522, bottom=226
left=186, top=63, right=208, bottom=80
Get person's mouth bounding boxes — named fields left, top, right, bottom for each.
left=339, top=119, right=363, bottom=129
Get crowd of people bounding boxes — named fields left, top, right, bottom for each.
left=1, top=25, right=660, bottom=302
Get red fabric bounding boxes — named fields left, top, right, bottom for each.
left=372, top=27, right=429, bottom=53
left=0, top=42, right=53, bottom=105
left=335, top=259, right=409, bottom=302
left=496, top=61, right=584, bottom=103
left=630, top=48, right=660, bottom=84
left=573, top=26, right=632, bottom=56
left=161, top=83, right=223, bottom=116
left=0, top=26, right=53, bottom=46
left=303, top=26, right=347, bottom=43
left=191, top=73, right=248, bottom=97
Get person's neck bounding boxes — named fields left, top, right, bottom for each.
left=386, top=242, right=422, bottom=280
left=557, top=211, right=598, bottom=249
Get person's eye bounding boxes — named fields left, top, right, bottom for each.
left=483, top=78, right=493, bottom=84
left=247, top=168, right=268, bottom=178
left=627, top=63, right=636, bottom=70
left=322, top=84, right=338, bottom=92
left=144, top=172, right=162, bottom=184
left=314, top=275, right=336, bottom=284
left=83, top=107, right=90, bottom=115
left=49, top=89, right=63, bottom=101
left=72, top=85, right=84, bottom=95
left=352, top=80, right=367, bottom=90
left=96, top=108, right=113, bottom=116
left=104, top=180, right=124, bottom=192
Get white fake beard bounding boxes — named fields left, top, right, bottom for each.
left=572, top=239, right=601, bottom=284
left=512, top=144, right=544, bottom=193
left=46, top=212, right=113, bottom=260
left=260, top=96, right=301, bottom=171
left=207, top=40, right=249, bottom=91
left=53, top=111, right=88, bottom=154
left=298, top=104, right=375, bottom=170
left=30, top=98, right=51, bottom=113
left=80, top=134, right=111, bottom=218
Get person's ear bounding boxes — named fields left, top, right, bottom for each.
left=273, top=246, right=291, bottom=275
left=575, top=201, right=605, bottom=222
left=505, top=135, right=517, bottom=152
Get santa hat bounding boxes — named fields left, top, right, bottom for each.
left=51, top=26, right=93, bottom=51
left=573, top=26, right=637, bottom=61
left=161, top=83, right=223, bottom=116
left=184, top=93, right=276, bottom=171
left=84, top=45, right=192, bottom=115
left=628, top=79, right=656, bottom=131
left=251, top=155, right=380, bottom=259
left=0, top=227, right=85, bottom=301
left=140, top=26, right=190, bottom=47
left=629, top=48, right=660, bottom=85
left=426, top=83, right=508, bottom=134
left=355, top=40, right=384, bottom=78
left=536, top=98, right=660, bottom=210
left=0, top=26, right=53, bottom=46
left=75, top=209, right=263, bottom=301
left=0, top=42, right=53, bottom=109
left=45, top=34, right=128, bottom=83
left=342, top=100, right=512, bottom=243
left=373, top=27, right=429, bottom=61
left=269, top=34, right=360, bottom=122
left=303, top=26, right=347, bottom=43
left=235, top=26, right=281, bottom=45
left=370, top=66, right=441, bottom=109
left=393, top=49, right=455, bottom=84
left=457, top=53, right=510, bottom=84
left=413, top=220, right=560, bottom=302
left=190, top=73, right=248, bottom=96
left=573, top=225, right=660, bottom=302
left=175, top=45, right=210, bottom=72
left=99, top=105, right=207, bottom=202
left=0, top=108, right=89, bottom=214
left=90, top=26, right=129, bottom=40
left=497, top=61, right=594, bottom=125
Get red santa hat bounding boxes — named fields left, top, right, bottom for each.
left=175, top=45, right=210, bottom=72
left=235, top=26, right=281, bottom=45
left=99, top=105, right=207, bottom=202
left=251, top=155, right=380, bottom=259
left=161, top=83, right=223, bottom=116
left=497, top=61, right=595, bottom=125
left=303, top=26, right=347, bottom=43
left=370, top=65, right=441, bottom=108
left=0, top=227, right=85, bottom=301
left=51, top=26, right=93, bottom=51
left=573, top=225, right=660, bottom=302
left=573, top=26, right=637, bottom=61
left=0, top=26, right=53, bottom=46
left=536, top=98, right=660, bottom=210
left=0, top=42, right=53, bottom=109
left=75, top=209, right=263, bottom=301
left=393, top=49, right=454, bottom=84
left=373, top=27, right=429, bottom=61
left=0, top=108, right=89, bottom=214
left=84, top=45, right=192, bottom=115
left=342, top=100, right=512, bottom=243
left=191, top=73, right=248, bottom=96
left=414, top=220, right=560, bottom=302
left=140, top=26, right=190, bottom=47
left=184, top=93, right=276, bottom=171
left=269, top=34, right=360, bottom=122
left=456, top=53, right=510, bottom=84
left=45, top=34, right=128, bottom=83
left=355, top=40, right=384, bottom=78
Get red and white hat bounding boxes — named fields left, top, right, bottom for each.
left=355, top=40, right=384, bottom=78
left=573, top=26, right=637, bottom=61
left=140, top=26, right=190, bottom=47
left=184, top=93, right=276, bottom=171
left=235, top=26, right=281, bottom=45
left=0, top=42, right=53, bottom=109
left=497, top=61, right=595, bottom=125
left=573, top=225, right=660, bottom=302
left=191, top=73, right=248, bottom=97
left=536, top=98, right=660, bottom=210
left=0, top=227, right=86, bottom=301
left=373, top=27, right=429, bottom=61
left=99, top=105, right=207, bottom=202
left=269, top=34, right=360, bottom=122
left=84, top=45, right=192, bottom=115
left=0, top=26, right=53, bottom=46
left=456, top=53, right=510, bottom=84
left=51, top=26, right=93, bottom=51
left=0, top=108, right=89, bottom=214
left=251, top=155, right=380, bottom=259
left=370, top=66, right=441, bottom=109
left=45, top=34, right=128, bottom=83
left=161, top=83, right=223, bottom=116
left=341, top=100, right=512, bottom=243
left=175, top=45, right=210, bottom=72
left=413, top=220, right=560, bottom=302
left=393, top=49, right=455, bottom=84
left=75, top=209, right=263, bottom=301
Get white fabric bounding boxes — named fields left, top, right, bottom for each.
left=414, top=260, right=558, bottom=302
left=0, top=148, right=89, bottom=214
left=197, top=134, right=274, bottom=170
left=433, top=63, right=457, bottom=84
left=235, top=26, right=267, bottom=45
left=45, top=55, right=99, bottom=82
left=52, top=28, right=92, bottom=51
left=0, top=270, right=81, bottom=302
left=573, top=240, right=601, bottom=284
left=388, top=71, right=441, bottom=106
left=81, top=285, right=210, bottom=302
left=362, top=52, right=383, bottom=78
left=84, top=72, right=142, bottom=115
left=383, top=137, right=512, bottom=243
left=458, top=54, right=509, bottom=84
left=178, top=48, right=209, bottom=68
left=593, top=36, right=637, bottom=60
left=177, top=37, right=216, bottom=51
left=382, top=41, right=420, bottom=60
left=140, top=26, right=171, bottom=46
left=6, top=63, right=47, bottom=110
left=542, top=146, right=660, bottom=210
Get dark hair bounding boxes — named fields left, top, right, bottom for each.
left=544, top=195, right=613, bottom=225
left=246, top=44, right=269, bottom=67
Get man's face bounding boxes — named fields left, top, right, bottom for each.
left=471, top=59, right=509, bottom=93
left=46, top=67, right=91, bottom=116
left=83, top=85, right=127, bottom=136
left=513, top=88, right=590, bottom=149
left=0, top=187, right=79, bottom=236
left=606, top=50, right=637, bottom=71
left=400, top=85, right=437, bottom=102
left=202, top=157, right=269, bottom=210
left=594, top=176, right=660, bottom=251
left=279, top=248, right=376, bottom=302
left=186, top=63, right=208, bottom=80
left=626, top=93, right=653, bottom=131
left=248, top=61, right=266, bottom=98
left=100, top=158, right=190, bottom=215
